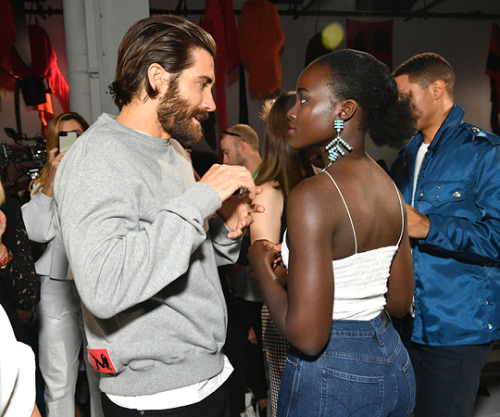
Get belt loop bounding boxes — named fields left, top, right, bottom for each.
left=381, top=310, right=390, bottom=329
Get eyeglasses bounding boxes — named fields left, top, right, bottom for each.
left=220, top=130, right=244, bottom=141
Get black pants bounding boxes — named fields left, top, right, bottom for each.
left=410, top=342, right=493, bottom=417
left=224, top=298, right=267, bottom=416
left=101, top=383, right=230, bottom=417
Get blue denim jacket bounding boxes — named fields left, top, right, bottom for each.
left=392, top=105, right=500, bottom=346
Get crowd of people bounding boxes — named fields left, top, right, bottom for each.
left=1, top=13, right=499, bottom=417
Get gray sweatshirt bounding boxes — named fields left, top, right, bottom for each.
left=54, top=113, right=240, bottom=396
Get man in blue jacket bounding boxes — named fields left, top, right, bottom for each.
left=392, top=52, right=500, bottom=417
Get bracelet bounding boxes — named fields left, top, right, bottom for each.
left=0, top=249, right=12, bottom=269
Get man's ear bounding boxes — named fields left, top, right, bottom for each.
left=147, top=63, right=168, bottom=94
left=238, top=140, right=249, bottom=155
left=431, top=79, right=446, bottom=100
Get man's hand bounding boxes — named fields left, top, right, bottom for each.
left=218, top=193, right=264, bottom=239
left=200, top=164, right=259, bottom=201
left=406, top=203, right=430, bottom=239
left=248, top=326, right=258, bottom=345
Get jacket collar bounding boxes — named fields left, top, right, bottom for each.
left=406, top=104, right=465, bottom=157
left=427, top=104, right=465, bottom=151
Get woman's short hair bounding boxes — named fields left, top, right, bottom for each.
left=109, top=14, right=216, bottom=110
left=314, top=49, right=416, bottom=149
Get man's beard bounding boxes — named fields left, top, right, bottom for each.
left=235, top=148, right=245, bottom=166
left=157, top=77, right=209, bottom=147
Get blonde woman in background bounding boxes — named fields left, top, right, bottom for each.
left=22, top=112, right=103, bottom=417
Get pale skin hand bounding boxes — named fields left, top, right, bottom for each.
left=42, top=148, right=66, bottom=197
left=0, top=210, right=6, bottom=242
left=200, top=164, right=264, bottom=239
left=248, top=326, right=257, bottom=345
left=405, top=203, right=430, bottom=239
left=0, top=209, right=8, bottom=260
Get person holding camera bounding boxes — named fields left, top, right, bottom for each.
left=22, top=112, right=103, bottom=417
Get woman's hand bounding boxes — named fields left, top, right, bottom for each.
left=42, top=148, right=66, bottom=197
left=248, top=239, right=281, bottom=272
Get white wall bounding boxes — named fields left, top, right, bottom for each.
left=0, top=1, right=498, bottom=169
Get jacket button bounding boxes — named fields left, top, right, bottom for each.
left=453, top=191, right=461, bottom=198
left=435, top=195, right=439, bottom=199
left=473, top=127, right=480, bottom=133
left=436, top=185, right=440, bottom=189
left=420, top=192, right=424, bottom=197
left=488, top=324, right=493, bottom=330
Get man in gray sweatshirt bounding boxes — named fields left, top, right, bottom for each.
left=54, top=15, right=261, bottom=417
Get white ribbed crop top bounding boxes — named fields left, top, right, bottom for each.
left=281, top=170, right=404, bottom=321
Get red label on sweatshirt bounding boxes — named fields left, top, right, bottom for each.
left=87, top=348, right=117, bottom=373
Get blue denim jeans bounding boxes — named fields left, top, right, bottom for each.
left=277, top=312, right=416, bottom=417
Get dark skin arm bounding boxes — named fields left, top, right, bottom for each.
left=385, top=201, right=414, bottom=317
left=249, top=179, right=335, bottom=356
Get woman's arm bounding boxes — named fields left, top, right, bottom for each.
left=249, top=178, right=335, bottom=356
left=249, top=181, right=284, bottom=244
left=385, top=203, right=414, bottom=317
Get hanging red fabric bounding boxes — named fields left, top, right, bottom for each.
left=9, top=23, right=69, bottom=129
left=201, top=0, right=241, bottom=131
left=237, top=0, right=284, bottom=98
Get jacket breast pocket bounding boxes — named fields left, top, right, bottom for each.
left=417, top=181, right=465, bottom=208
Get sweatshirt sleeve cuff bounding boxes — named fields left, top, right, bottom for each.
left=183, top=182, right=222, bottom=220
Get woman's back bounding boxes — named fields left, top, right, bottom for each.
left=302, top=157, right=403, bottom=261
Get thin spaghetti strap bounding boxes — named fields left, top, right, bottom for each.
left=322, top=170, right=358, bottom=254
left=393, top=182, right=405, bottom=246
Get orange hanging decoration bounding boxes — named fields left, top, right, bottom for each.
left=237, top=0, right=284, bottom=98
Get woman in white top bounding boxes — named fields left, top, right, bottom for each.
left=248, top=50, right=416, bottom=416
left=22, top=112, right=103, bottom=417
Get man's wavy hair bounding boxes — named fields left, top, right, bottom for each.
left=109, top=14, right=216, bottom=110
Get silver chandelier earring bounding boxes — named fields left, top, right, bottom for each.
left=323, top=118, right=353, bottom=170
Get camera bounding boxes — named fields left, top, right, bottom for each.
left=1, top=128, right=47, bottom=193
left=1, top=128, right=47, bottom=168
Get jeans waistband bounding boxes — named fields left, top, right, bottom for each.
left=330, top=310, right=391, bottom=334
